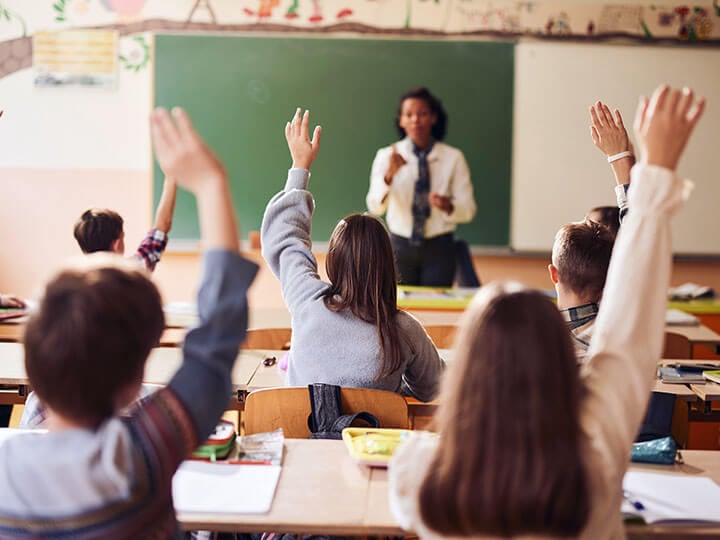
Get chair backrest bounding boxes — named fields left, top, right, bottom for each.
left=423, top=325, right=457, bottom=349
left=663, top=331, right=692, bottom=359
left=244, top=386, right=409, bottom=438
left=241, top=328, right=292, bottom=350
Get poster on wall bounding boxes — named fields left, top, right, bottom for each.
left=33, top=30, right=118, bottom=88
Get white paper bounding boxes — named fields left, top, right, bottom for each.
left=665, top=309, right=700, bottom=326
left=623, top=471, right=720, bottom=523
left=173, top=461, right=281, bottom=514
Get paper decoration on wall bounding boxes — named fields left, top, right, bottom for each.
left=0, top=1, right=27, bottom=36
left=33, top=30, right=118, bottom=88
left=118, top=34, right=149, bottom=72
left=99, top=0, right=147, bottom=23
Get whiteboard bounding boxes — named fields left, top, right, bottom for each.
left=511, top=42, right=720, bottom=255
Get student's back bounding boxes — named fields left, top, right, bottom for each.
left=0, top=108, right=257, bottom=538
left=261, top=109, right=443, bottom=403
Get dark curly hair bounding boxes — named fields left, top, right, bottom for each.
left=394, top=87, right=448, bottom=141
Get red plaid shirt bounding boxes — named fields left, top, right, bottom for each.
left=133, top=228, right=168, bottom=271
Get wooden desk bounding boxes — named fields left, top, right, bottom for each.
left=178, top=440, right=720, bottom=536
left=0, top=342, right=275, bottom=407
left=177, top=439, right=390, bottom=535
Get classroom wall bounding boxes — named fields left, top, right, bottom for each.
left=1, top=0, right=720, bottom=304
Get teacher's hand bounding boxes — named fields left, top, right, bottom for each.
left=429, top=192, right=453, bottom=214
left=285, top=108, right=322, bottom=170
left=384, top=145, right=407, bottom=185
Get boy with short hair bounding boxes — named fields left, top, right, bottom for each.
left=73, top=173, right=177, bottom=271
left=548, top=219, right=615, bottom=363
left=0, top=107, right=257, bottom=538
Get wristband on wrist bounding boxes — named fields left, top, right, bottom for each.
left=607, top=151, right=633, bottom=163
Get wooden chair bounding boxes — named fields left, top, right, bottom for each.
left=664, top=331, right=693, bottom=359
left=244, top=386, right=409, bottom=437
left=241, top=328, right=292, bottom=350
left=423, top=325, right=457, bottom=349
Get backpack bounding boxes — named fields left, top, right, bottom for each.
left=306, top=383, right=379, bottom=440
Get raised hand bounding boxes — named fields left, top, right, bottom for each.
left=150, top=107, right=226, bottom=195
left=285, top=108, right=321, bottom=170
left=634, top=85, right=705, bottom=171
left=384, top=144, right=407, bottom=185
left=589, top=101, right=631, bottom=157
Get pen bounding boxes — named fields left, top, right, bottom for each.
left=623, top=491, right=645, bottom=511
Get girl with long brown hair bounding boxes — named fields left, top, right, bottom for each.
left=261, top=108, right=444, bottom=401
left=389, top=84, right=705, bottom=538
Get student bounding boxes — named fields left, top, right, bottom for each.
left=366, top=87, right=476, bottom=287
left=548, top=219, right=615, bottom=363
left=73, top=174, right=177, bottom=271
left=0, top=107, right=257, bottom=537
left=389, top=85, right=704, bottom=538
left=261, top=108, right=444, bottom=402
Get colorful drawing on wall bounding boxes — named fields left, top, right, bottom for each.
left=187, top=0, right=217, bottom=24
left=118, top=34, right=149, bottom=72
left=99, top=0, right=147, bottom=23
left=33, top=30, right=118, bottom=88
left=0, top=1, right=28, bottom=35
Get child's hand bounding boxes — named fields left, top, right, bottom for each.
left=150, top=107, right=226, bottom=195
left=634, top=85, right=705, bottom=171
left=384, top=145, right=407, bottom=185
left=0, top=294, right=25, bottom=309
left=589, top=101, right=631, bottom=156
left=285, top=108, right=321, bottom=170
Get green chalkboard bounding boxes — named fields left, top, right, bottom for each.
left=154, top=35, right=514, bottom=245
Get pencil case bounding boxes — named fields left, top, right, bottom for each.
left=630, top=436, right=680, bottom=465
left=192, top=419, right=237, bottom=461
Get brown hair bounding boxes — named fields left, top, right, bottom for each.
left=419, top=282, right=589, bottom=536
left=586, top=205, right=620, bottom=237
left=24, top=255, right=164, bottom=427
left=552, top=219, right=615, bottom=301
left=73, top=209, right=124, bottom=253
left=324, top=214, right=402, bottom=379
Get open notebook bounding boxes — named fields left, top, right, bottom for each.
left=623, top=471, right=720, bottom=524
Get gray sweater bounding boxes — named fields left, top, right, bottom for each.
left=261, top=168, right=444, bottom=402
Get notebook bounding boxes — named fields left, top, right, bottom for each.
left=665, top=309, right=700, bottom=326
left=703, top=370, right=720, bottom=385
left=622, top=471, right=720, bottom=524
left=173, top=461, right=282, bottom=514
left=0, top=308, right=27, bottom=321
left=658, top=366, right=707, bottom=384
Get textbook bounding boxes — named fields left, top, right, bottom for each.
left=622, top=471, right=720, bottom=525
left=703, top=370, right=720, bottom=385
left=668, top=282, right=716, bottom=300
left=658, top=366, right=707, bottom=384
left=665, top=308, right=700, bottom=326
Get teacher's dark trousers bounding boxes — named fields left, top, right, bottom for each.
left=391, top=232, right=456, bottom=287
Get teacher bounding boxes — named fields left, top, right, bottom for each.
left=366, top=87, right=476, bottom=286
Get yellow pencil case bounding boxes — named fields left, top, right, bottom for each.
left=341, top=427, right=411, bottom=467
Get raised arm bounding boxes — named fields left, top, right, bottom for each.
left=149, top=107, right=256, bottom=444
left=590, top=101, right=635, bottom=186
left=152, top=176, right=178, bottom=234
left=261, top=109, right=329, bottom=314
left=582, top=86, right=705, bottom=461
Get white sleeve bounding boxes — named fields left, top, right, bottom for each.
left=447, top=150, right=476, bottom=224
left=366, top=147, right=391, bottom=216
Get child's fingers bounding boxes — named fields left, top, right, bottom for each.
left=311, top=125, right=322, bottom=150
left=150, top=108, right=177, bottom=152
left=686, top=96, right=706, bottom=128
left=600, top=102, right=614, bottom=126
left=664, top=87, right=682, bottom=117
left=589, top=104, right=602, bottom=128
left=301, top=109, right=310, bottom=139
left=590, top=125, right=600, bottom=145
left=633, top=95, right=649, bottom=138
left=613, top=109, right=625, bottom=130
left=291, top=107, right=302, bottom=133
left=646, top=84, right=670, bottom=120
left=285, top=121, right=291, bottom=141
left=675, top=87, right=694, bottom=121
left=171, top=107, right=200, bottom=144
